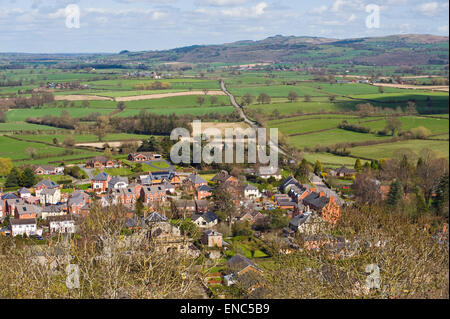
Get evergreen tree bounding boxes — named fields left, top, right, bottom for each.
left=387, top=179, right=403, bottom=207
left=5, top=167, right=21, bottom=188
left=354, top=158, right=362, bottom=172
left=313, top=160, right=322, bottom=176
left=433, top=174, right=449, bottom=218
left=295, top=159, right=311, bottom=183
left=20, top=167, right=36, bottom=188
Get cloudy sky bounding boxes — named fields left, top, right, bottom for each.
left=0, top=0, right=448, bottom=53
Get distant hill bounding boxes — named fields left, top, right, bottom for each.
left=119, top=34, right=449, bottom=67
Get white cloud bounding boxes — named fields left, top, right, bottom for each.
left=309, top=5, right=328, bottom=14
left=437, top=25, right=449, bottom=32
left=196, top=0, right=251, bottom=6
left=416, top=2, right=439, bottom=17
left=221, top=2, right=267, bottom=17
left=331, top=0, right=346, bottom=12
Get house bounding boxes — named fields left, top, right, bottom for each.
left=302, top=192, right=341, bottom=224
left=289, top=210, right=315, bottom=233
left=289, top=184, right=313, bottom=203
left=108, top=176, right=129, bottom=190
left=14, top=204, right=40, bottom=219
left=280, top=176, right=299, bottom=193
left=128, top=152, right=158, bottom=162
left=201, top=229, right=223, bottom=247
left=111, top=187, right=139, bottom=205
left=5, top=198, right=25, bottom=216
left=162, top=181, right=175, bottom=194
left=34, top=179, right=60, bottom=197
left=67, top=191, right=90, bottom=215
left=91, top=172, right=111, bottom=193
left=48, top=215, right=76, bottom=234
left=34, top=165, right=62, bottom=175
left=334, top=166, right=356, bottom=177
left=140, top=185, right=166, bottom=204
left=175, top=200, right=196, bottom=216
left=10, top=218, right=38, bottom=237
left=85, top=156, right=115, bottom=169
left=41, top=204, right=66, bottom=220
left=191, top=212, right=218, bottom=228
left=39, top=187, right=61, bottom=205
left=243, top=184, right=260, bottom=199
left=239, top=210, right=265, bottom=224
left=211, top=170, right=238, bottom=185
left=185, top=174, right=208, bottom=189
left=195, top=200, right=209, bottom=213
left=140, top=171, right=180, bottom=186
left=197, top=185, right=212, bottom=200
left=257, top=166, right=282, bottom=180
left=224, top=254, right=264, bottom=293
left=277, top=198, right=298, bottom=211
left=18, top=187, right=31, bottom=199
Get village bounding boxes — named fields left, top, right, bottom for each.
left=0, top=149, right=360, bottom=297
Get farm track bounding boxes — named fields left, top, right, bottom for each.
left=220, top=80, right=290, bottom=158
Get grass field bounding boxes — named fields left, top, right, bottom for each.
left=5, top=108, right=114, bottom=122
left=0, top=122, right=63, bottom=132
left=13, top=133, right=152, bottom=144
left=115, top=105, right=234, bottom=117
left=349, top=139, right=449, bottom=160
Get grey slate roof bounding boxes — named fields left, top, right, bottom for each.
left=34, top=179, right=59, bottom=189
left=93, top=171, right=110, bottom=181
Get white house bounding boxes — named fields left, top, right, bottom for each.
left=10, top=218, right=40, bottom=237
left=39, top=188, right=61, bottom=205
left=257, top=166, right=282, bottom=180
left=244, top=184, right=261, bottom=199
left=191, top=212, right=218, bottom=228
left=48, top=215, right=76, bottom=234
left=108, top=176, right=129, bottom=190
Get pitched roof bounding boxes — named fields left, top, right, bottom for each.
left=10, top=218, right=36, bottom=226
left=108, top=176, right=129, bottom=188
left=146, top=211, right=167, bottom=223
left=303, top=192, right=330, bottom=209
left=227, top=254, right=258, bottom=272
left=2, top=192, right=18, bottom=200
left=93, top=171, right=110, bottom=181
left=187, top=174, right=207, bottom=185
left=175, top=199, right=195, bottom=207
left=244, top=184, right=258, bottom=191
left=15, top=204, right=41, bottom=215
left=198, top=185, right=212, bottom=192
left=211, top=170, right=231, bottom=183
left=290, top=211, right=312, bottom=228
left=34, top=179, right=59, bottom=189
left=18, top=187, right=31, bottom=194
left=192, top=212, right=217, bottom=223
left=86, top=156, right=111, bottom=165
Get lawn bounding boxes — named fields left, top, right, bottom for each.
left=6, top=108, right=114, bottom=122
left=349, top=139, right=449, bottom=160
left=115, top=105, right=234, bottom=117
left=0, top=122, right=63, bottom=132
left=287, top=128, right=391, bottom=150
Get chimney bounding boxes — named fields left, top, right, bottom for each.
left=329, top=196, right=335, bottom=203
left=319, top=192, right=325, bottom=197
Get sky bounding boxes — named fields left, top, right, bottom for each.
left=0, top=0, right=448, bottom=53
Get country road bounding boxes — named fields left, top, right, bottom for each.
left=220, top=79, right=290, bottom=158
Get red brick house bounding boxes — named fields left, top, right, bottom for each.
left=140, top=185, right=166, bottom=204
left=128, top=152, right=158, bottom=162
left=85, top=156, right=115, bottom=169
left=91, top=172, right=111, bottom=193
left=196, top=185, right=212, bottom=200
left=302, top=192, right=341, bottom=224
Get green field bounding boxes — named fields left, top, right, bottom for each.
left=13, top=133, right=152, bottom=144
left=349, top=140, right=449, bottom=160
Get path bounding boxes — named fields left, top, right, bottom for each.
left=220, top=80, right=291, bottom=158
